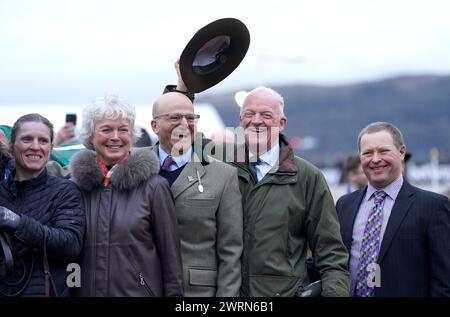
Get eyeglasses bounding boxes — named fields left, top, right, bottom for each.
left=154, top=113, right=200, bottom=124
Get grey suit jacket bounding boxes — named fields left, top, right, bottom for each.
left=151, top=145, right=243, bottom=296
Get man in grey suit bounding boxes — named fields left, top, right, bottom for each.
left=150, top=90, right=243, bottom=297
left=337, top=122, right=450, bottom=296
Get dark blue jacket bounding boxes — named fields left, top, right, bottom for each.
left=337, top=181, right=450, bottom=297
left=0, top=169, right=85, bottom=297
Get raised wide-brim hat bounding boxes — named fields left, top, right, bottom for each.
left=179, top=18, right=250, bottom=93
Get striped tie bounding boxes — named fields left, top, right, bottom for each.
left=354, top=190, right=387, bottom=297
left=161, top=155, right=175, bottom=171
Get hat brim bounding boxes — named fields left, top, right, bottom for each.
left=180, top=18, right=250, bottom=93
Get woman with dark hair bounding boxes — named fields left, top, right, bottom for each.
left=0, top=113, right=85, bottom=297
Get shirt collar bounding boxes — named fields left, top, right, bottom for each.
left=249, top=143, right=280, bottom=168
left=158, top=145, right=193, bottom=169
left=365, top=175, right=404, bottom=201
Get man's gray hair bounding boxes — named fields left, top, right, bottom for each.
left=241, top=86, right=285, bottom=117
left=80, top=94, right=142, bottom=146
left=357, top=121, right=405, bottom=152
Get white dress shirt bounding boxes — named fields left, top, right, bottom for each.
left=249, top=144, right=280, bottom=182
left=158, top=146, right=193, bottom=171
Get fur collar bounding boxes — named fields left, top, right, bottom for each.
left=70, top=147, right=160, bottom=191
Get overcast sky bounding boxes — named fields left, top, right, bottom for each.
left=1, top=0, right=450, bottom=104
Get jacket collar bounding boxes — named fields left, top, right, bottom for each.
left=340, top=188, right=367, bottom=252
left=170, top=158, right=206, bottom=199
left=276, top=134, right=297, bottom=174
left=152, top=132, right=211, bottom=167
left=70, top=147, right=160, bottom=191
left=151, top=133, right=211, bottom=198
left=378, top=181, right=415, bottom=263
left=7, top=168, right=48, bottom=197
left=232, top=133, right=297, bottom=174
left=343, top=181, right=416, bottom=263
left=158, top=146, right=193, bottom=170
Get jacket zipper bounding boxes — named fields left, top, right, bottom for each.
left=125, top=247, right=155, bottom=296
left=138, top=273, right=155, bottom=296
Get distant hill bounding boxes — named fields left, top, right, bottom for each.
left=197, top=75, right=450, bottom=166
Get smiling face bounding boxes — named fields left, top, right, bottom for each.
left=240, top=90, right=287, bottom=155
left=151, top=92, right=196, bottom=156
left=92, top=117, right=132, bottom=165
left=359, top=130, right=405, bottom=189
left=12, top=121, right=53, bottom=180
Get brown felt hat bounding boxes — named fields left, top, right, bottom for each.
left=179, top=18, right=250, bottom=93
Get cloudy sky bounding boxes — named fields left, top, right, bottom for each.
left=1, top=0, right=450, bottom=104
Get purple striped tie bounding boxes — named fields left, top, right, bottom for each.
left=354, top=190, right=387, bottom=297
left=161, top=155, right=175, bottom=171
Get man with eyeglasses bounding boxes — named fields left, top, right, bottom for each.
left=148, top=65, right=243, bottom=297
left=159, top=60, right=350, bottom=297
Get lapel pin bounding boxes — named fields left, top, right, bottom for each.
left=196, top=169, right=204, bottom=193
left=187, top=176, right=194, bottom=182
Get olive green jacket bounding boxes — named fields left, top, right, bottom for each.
left=220, top=134, right=350, bottom=297
left=150, top=137, right=243, bottom=297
